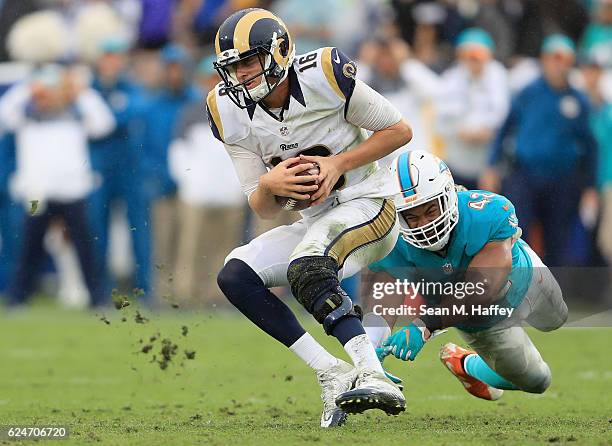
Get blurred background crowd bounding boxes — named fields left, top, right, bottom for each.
left=0, top=0, right=609, bottom=309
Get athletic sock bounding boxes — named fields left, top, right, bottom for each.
left=463, top=354, right=519, bottom=390
left=362, top=312, right=391, bottom=348
left=289, top=333, right=339, bottom=372
left=344, top=333, right=385, bottom=374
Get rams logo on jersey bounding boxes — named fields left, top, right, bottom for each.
left=342, top=62, right=356, bottom=79
left=280, top=142, right=298, bottom=151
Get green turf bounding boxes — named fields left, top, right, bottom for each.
left=0, top=305, right=611, bottom=445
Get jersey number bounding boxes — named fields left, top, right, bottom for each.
left=298, top=53, right=317, bottom=72
left=467, top=192, right=495, bottom=210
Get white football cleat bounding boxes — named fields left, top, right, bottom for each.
left=335, top=368, right=405, bottom=415
left=316, top=359, right=357, bottom=427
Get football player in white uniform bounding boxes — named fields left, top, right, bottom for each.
left=207, top=8, right=411, bottom=427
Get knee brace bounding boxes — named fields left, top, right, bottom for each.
left=287, top=256, right=360, bottom=334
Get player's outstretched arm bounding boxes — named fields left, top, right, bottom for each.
left=382, top=238, right=513, bottom=362
left=422, top=238, right=513, bottom=331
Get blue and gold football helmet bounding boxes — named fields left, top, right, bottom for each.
left=213, top=8, right=295, bottom=109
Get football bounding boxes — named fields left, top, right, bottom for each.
left=275, top=159, right=320, bottom=211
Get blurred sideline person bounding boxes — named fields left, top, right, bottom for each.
left=580, top=52, right=612, bottom=266
left=579, top=0, right=612, bottom=69
left=0, top=131, right=22, bottom=294
left=358, top=36, right=440, bottom=165
left=0, top=64, right=115, bottom=307
left=88, top=37, right=153, bottom=301
left=210, top=8, right=411, bottom=427
left=140, top=44, right=200, bottom=300
left=436, top=28, right=509, bottom=190
left=366, top=151, right=568, bottom=401
left=481, top=34, right=599, bottom=267
left=271, top=0, right=338, bottom=53
left=169, top=56, right=245, bottom=305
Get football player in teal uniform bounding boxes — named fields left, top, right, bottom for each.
left=364, top=150, right=568, bottom=400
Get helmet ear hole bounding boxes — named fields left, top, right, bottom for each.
left=279, top=38, right=288, bottom=57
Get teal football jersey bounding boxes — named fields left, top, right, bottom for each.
left=370, top=191, right=533, bottom=331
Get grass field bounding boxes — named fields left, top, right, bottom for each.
left=1, top=303, right=611, bottom=445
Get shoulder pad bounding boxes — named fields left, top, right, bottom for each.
left=205, top=83, right=250, bottom=144
left=460, top=191, right=521, bottom=256
left=205, top=87, right=224, bottom=142
left=294, top=47, right=357, bottom=104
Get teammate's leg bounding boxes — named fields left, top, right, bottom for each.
left=6, top=203, right=52, bottom=305
left=0, top=196, right=23, bottom=293
left=349, top=247, right=405, bottom=387
left=218, top=221, right=311, bottom=347
left=216, top=221, right=352, bottom=427
left=174, top=201, right=204, bottom=301
left=62, top=200, right=105, bottom=307
left=218, top=257, right=309, bottom=349
left=457, top=325, right=552, bottom=394
left=287, top=198, right=405, bottom=414
left=288, top=199, right=397, bottom=363
left=125, top=174, right=153, bottom=297
left=87, top=179, right=113, bottom=299
left=522, top=245, right=568, bottom=331
left=539, top=179, right=580, bottom=267
left=359, top=269, right=403, bottom=348
left=502, top=166, right=536, bottom=245
left=446, top=247, right=567, bottom=397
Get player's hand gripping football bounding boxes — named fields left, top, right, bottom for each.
left=260, top=157, right=319, bottom=201
left=299, top=154, right=345, bottom=206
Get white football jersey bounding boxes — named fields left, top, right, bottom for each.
left=206, top=46, right=398, bottom=215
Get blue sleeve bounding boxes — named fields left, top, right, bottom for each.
left=488, top=94, right=520, bottom=166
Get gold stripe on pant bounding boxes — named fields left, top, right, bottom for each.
left=325, top=199, right=396, bottom=267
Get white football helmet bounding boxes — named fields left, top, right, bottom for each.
left=390, top=150, right=459, bottom=251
